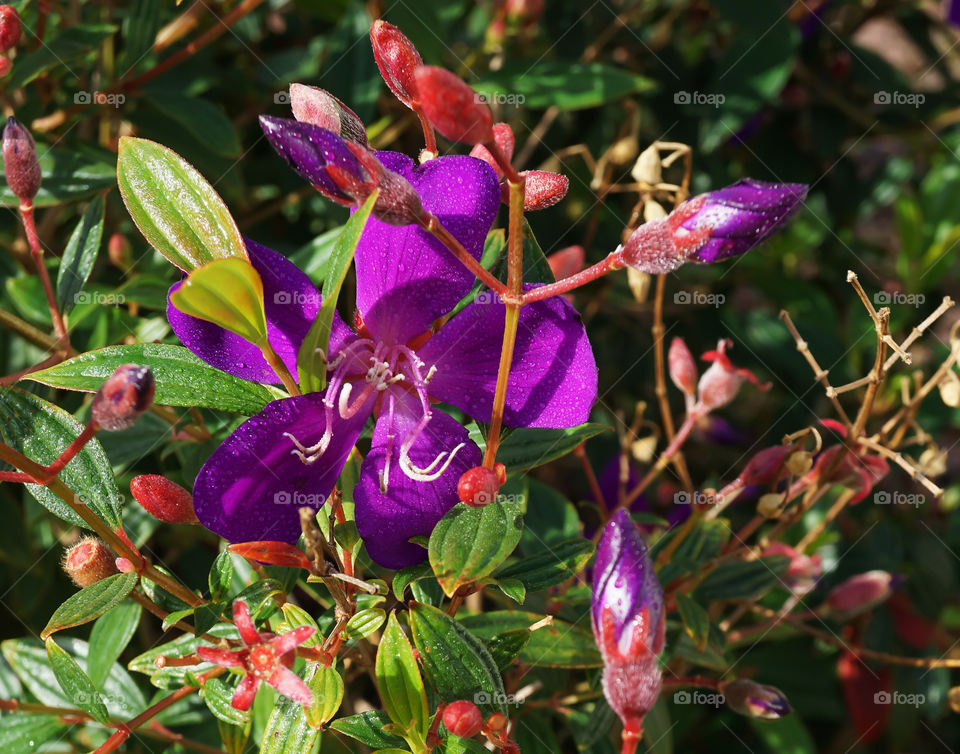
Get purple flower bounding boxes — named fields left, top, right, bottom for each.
left=592, top=510, right=665, bottom=739
left=619, top=179, right=807, bottom=273
left=171, top=139, right=597, bottom=569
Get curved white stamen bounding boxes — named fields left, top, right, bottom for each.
left=400, top=442, right=466, bottom=482
left=381, top=393, right=396, bottom=493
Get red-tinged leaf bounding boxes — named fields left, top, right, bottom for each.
left=228, top=541, right=313, bottom=571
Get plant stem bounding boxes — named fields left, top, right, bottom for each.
left=20, top=203, right=69, bottom=352
left=574, top=443, right=606, bottom=513
left=260, top=341, right=301, bottom=396
left=420, top=214, right=509, bottom=298
left=520, top=252, right=621, bottom=303
left=415, top=107, right=438, bottom=156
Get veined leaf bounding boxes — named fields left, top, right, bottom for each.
left=57, top=195, right=105, bottom=314
left=42, top=572, right=137, bottom=639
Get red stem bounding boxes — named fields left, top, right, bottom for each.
left=21, top=203, right=69, bottom=350
left=521, top=252, right=622, bottom=303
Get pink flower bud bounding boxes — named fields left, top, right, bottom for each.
left=91, top=364, right=155, bottom=431
left=502, top=170, right=568, bottom=211
left=763, top=542, right=821, bottom=593
left=63, top=538, right=117, bottom=587
left=289, top=83, right=368, bottom=147
left=695, top=339, right=769, bottom=412
left=414, top=66, right=493, bottom=145
left=107, top=233, right=132, bottom=271
left=668, top=337, right=697, bottom=395
left=0, top=6, right=21, bottom=52
left=130, top=474, right=199, bottom=524
left=2, top=117, right=41, bottom=204
left=546, top=245, right=585, bottom=282
left=826, top=570, right=898, bottom=618
left=720, top=679, right=792, bottom=719
left=469, top=122, right=514, bottom=179
left=443, top=700, right=484, bottom=738
left=741, top=445, right=793, bottom=485
left=370, top=20, right=423, bottom=110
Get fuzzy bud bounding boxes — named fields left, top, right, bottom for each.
left=91, top=364, right=155, bottom=431
left=289, top=83, right=368, bottom=147
left=457, top=464, right=506, bottom=507
left=370, top=20, right=423, bottom=109
left=414, top=66, right=493, bottom=145
left=443, top=700, right=484, bottom=738
left=469, top=122, right=515, bottom=180
left=63, top=538, right=118, bottom=587
left=668, top=337, right=697, bottom=395
left=130, top=474, right=199, bottom=524
left=826, top=570, right=898, bottom=619
left=2, top=117, right=41, bottom=204
left=501, top=170, right=568, bottom=211
left=0, top=6, right=21, bottom=52
left=720, top=679, right=792, bottom=719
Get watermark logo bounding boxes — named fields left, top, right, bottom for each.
left=874, top=490, right=924, bottom=508
left=274, top=91, right=291, bottom=105
left=874, top=291, right=925, bottom=307
left=873, top=690, right=925, bottom=707
left=274, top=290, right=314, bottom=305
left=74, top=91, right=125, bottom=108
left=674, top=490, right=726, bottom=506
left=474, top=92, right=525, bottom=106
left=673, top=690, right=724, bottom=707
left=75, top=291, right=126, bottom=306
left=674, top=290, right=725, bottom=308
left=274, top=491, right=326, bottom=506
left=474, top=290, right=504, bottom=305
left=874, top=91, right=924, bottom=108
left=474, top=691, right=524, bottom=707
left=674, top=91, right=725, bottom=108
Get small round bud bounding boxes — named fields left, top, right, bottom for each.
left=756, top=492, right=786, bottom=519
left=0, top=55, right=10, bottom=77
left=91, top=364, right=155, bottom=431
left=504, top=170, right=568, bottom=211
left=63, top=537, right=117, bottom=587
left=370, top=20, right=423, bottom=109
left=414, top=66, right=493, bottom=145
left=469, top=122, right=515, bottom=180
left=785, top=450, right=812, bottom=476
left=668, top=337, right=697, bottom=395
left=130, top=474, right=199, bottom=524
left=2, top=117, right=42, bottom=204
left=485, top=712, right=508, bottom=732
left=443, top=700, right=484, bottom=738
left=458, top=465, right=501, bottom=507
left=289, top=83, right=368, bottom=147
left=721, top=678, right=792, bottom=719
left=107, top=233, right=133, bottom=271
left=0, top=6, right=21, bottom=52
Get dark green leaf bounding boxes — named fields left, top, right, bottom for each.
left=439, top=735, right=491, bottom=753
left=375, top=613, right=429, bottom=739
left=486, top=629, right=531, bottom=673
left=494, top=538, right=594, bottom=592
left=29, top=344, right=277, bottom=414
left=201, top=676, right=250, bottom=726
left=146, top=91, right=241, bottom=157
left=393, top=562, right=434, bottom=601
left=45, top=637, right=110, bottom=724
left=0, top=714, right=67, bottom=751
left=748, top=713, right=816, bottom=754
left=56, top=195, right=105, bottom=314
left=469, top=423, right=612, bottom=472
left=121, top=0, right=162, bottom=73
left=87, top=600, right=141, bottom=688
left=42, top=572, right=137, bottom=639
left=460, top=611, right=602, bottom=668
left=674, top=594, right=710, bottom=652
left=694, top=556, right=790, bottom=602
left=6, top=25, right=117, bottom=88
left=329, top=710, right=408, bottom=749
left=209, top=551, right=234, bottom=603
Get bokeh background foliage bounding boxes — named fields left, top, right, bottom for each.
left=1, top=0, right=960, bottom=751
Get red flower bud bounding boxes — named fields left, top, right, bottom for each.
left=228, top=541, right=313, bottom=571
left=469, top=122, right=515, bottom=179
left=91, top=364, right=155, bottom=431
left=0, top=55, right=10, bottom=77
left=501, top=170, right=568, bottom=211
left=0, top=6, right=21, bottom=52
left=443, top=700, right=484, bottom=738
left=667, top=337, right=697, bottom=395
left=370, top=20, right=423, bottom=109
left=695, top=339, right=769, bottom=412
left=546, top=245, right=584, bottom=281
left=741, top=445, right=793, bottom=485
left=63, top=537, right=117, bottom=587
left=457, top=465, right=503, bottom=507
left=130, top=474, right=198, bottom=524
left=485, top=712, right=508, bottom=732
left=2, top=117, right=41, bottom=204
left=289, top=83, right=368, bottom=147
left=414, top=66, right=493, bottom=145
left=826, top=570, right=897, bottom=619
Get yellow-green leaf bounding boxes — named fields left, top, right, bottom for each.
left=304, top=663, right=344, bottom=729
left=42, top=572, right=137, bottom=639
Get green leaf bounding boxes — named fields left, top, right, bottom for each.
left=428, top=501, right=523, bottom=597
left=494, top=538, right=594, bottom=592
left=297, top=191, right=378, bottom=392
left=42, top=572, right=137, bottom=639
left=44, top=637, right=110, bottom=724
left=392, top=562, right=434, bottom=601
left=146, top=91, right=241, bottom=157
left=117, top=136, right=247, bottom=271
left=121, top=0, right=162, bottom=73
left=171, top=258, right=268, bottom=345
left=128, top=623, right=239, bottom=689
left=643, top=696, right=673, bottom=754
left=460, top=611, right=602, bottom=668
left=0, top=386, right=122, bottom=529
left=344, top=608, right=387, bottom=640
left=0, top=714, right=67, bottom=751
left=748, top=712, right=816, bottom=753
left=408, top=601, right=507, bottom=715
left=29, top=343, right=277, bottom=414
left=279, top=604, right=321, bottom=648
left=304, top=662, right=344, bottom=728
left=0, top=144, right=115, bottom=208
left=209, top=550, right=234, bottom=603
left=473, top=61, right=655, bottom=110
left=329, top=710, right=409, bottom=749
left=87, top=600, right=141, bottom=688
left=439, top=735, right=491, bottom=753
left=202, top=676, right=250, bottom=726
left=469, top=423, right=611, bottom=472
left=376, top=612, right=429, bottom=738
left=674, top=593, right=710, bottom=652
left=258, top=674, right=321, bottom=754
left=6, top=24, right=117, bottom=87
left=56, top=195, right=105, bottom=314
left=485, top=629, right=531, bottom=673
left=495, top=577, right=526, bottom=603
left=694, top=556, right=790, bottom=602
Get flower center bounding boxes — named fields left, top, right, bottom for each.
left=247, top=645, right=276, bottom=676
left=283, top=339, right=464, bottom=491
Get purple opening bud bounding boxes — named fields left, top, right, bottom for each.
left=2, top=116, right=41, bottom=204
left=91, top=364, right=155, bottom=431
left=721, top=679, right=793, bottom=719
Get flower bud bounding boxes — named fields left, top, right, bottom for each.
left=414, top=66, right=493, bottom=145
left=370, top=20, right=423, bottom=110
left=469, top=122, right=515, bottom=180
left=0, top=6, right=21, bottom=52
left=763, top=542, right=821, bottom=594
left=457, top=464, right=505, bottom=507
left=592, top=510, right=664, bottom=736
left=546, top=245, right=584, bottom=282
left=63, top=537, right=117, bottom=587
left=289, top=83, right=368, bottom=147
left=720, top=679, right=792, bottom=719
left=485, top=712, right=507, bottom=732
left=91, top=364, right=155, bottom=431
left=2, top=117, right=42, bottom=204
left=695, top=339, right=769, bottom=412
left=107, top=233, right=133, bottom=271
left=501, top=170, right=568, bottom=211
left=826, top=570, right=898, bottom=619
left=756, top=492, right=786, bottom=518
left=130, top=474, right=199, bottom=524
left=443, top=700, right=484, bottom=738
left=0, top=55, right=10, bottom=77
left=668, top=337, right=697, bottom=395
left=740, top=445, right=793, bottom=485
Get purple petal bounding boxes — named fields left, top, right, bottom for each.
left=950, top=0, right=960, bottom=27
left=193, top=391, right=373, bottom=544
left=684, top=179, right=807, bottom=263
left=354, top=152, right=500, bottom=344
left=167, top=238, right=351, bottom=385
left=418, top=293, right=597, bottom=428
left=354, top=390, right=482, bottom=569
left=592, top=510, right=663, bottom=653
left=259, top=115, right=362, bottom=203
